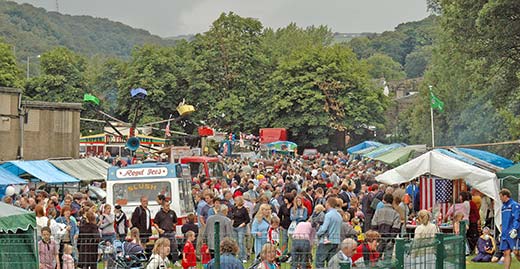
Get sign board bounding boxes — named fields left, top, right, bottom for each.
left=116, top=167, right=168, bottom=179
left=170, top=146, right=193, bottom=158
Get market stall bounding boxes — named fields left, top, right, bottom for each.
left=0, top=202, right=38, bottom=269
left=1, top=160, right=79, bottom=184
left=497, top=163, right=520, bottom=202
left=373, top=145, right=427, bottom=167
left=376, top=150, right=502, bottom=230
left=347, top=140, right=383, bottom=154
left=49, top=157, right=110, bottom=182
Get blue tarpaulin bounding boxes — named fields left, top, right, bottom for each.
left=363, top=143, right=406, bottom=159
left=347, top=141, right=383, bottom=154
left=455, top=148, right=514, bottom=169
left=0, top=167, right=26, bottom=185
left=1, top=160, right=79, bottom=184
left=434, top=149, right=476, bottom=165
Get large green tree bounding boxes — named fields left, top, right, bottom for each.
left=188, top=12, right=270, bottom=132
left=25, top=47, right=87, bottom=102
left=365, top=53, right=406, bottom=81
left=0, top=40, right=22, bottom=88
left=400, top=0, right=520, bottom=158
left=263, top=45, right=388, bottom=148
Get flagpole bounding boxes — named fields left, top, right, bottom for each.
left=429, top=85, right=435, bottom=148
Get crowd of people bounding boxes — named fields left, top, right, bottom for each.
left=2, top=151, right=520, bottom=269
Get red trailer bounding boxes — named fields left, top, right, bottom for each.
left=259, top=128, right=287, bottom=144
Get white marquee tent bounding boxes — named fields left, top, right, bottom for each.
left=375, top=150, right=502, bottom=230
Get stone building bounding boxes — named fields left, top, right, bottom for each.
left=0, top=87, right=82, bottom=161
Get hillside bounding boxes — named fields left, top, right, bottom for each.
left=0, top=0, right=175, bottom=60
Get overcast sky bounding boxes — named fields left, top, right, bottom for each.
left=13, top=0, right=430, bottom=37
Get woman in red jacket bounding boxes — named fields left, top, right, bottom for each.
left=352, top=230, right=381, bottom=267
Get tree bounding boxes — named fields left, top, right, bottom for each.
left=25, top=47, right=87, bottom=102
left=263, top=45, right=388, bottom=149
left=0, top=40, right=22, bottom=88
left=399, top=0, right=520, bottom=158
left=404, top=46, right=432, bottom=78
left=188, top=12, right=270, bottom=132
left=365, top=53, right=406, bottom=81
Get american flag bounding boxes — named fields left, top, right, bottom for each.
left=419, top=176, right=457, bottom=217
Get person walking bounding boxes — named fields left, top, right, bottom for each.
left=291, top=220, right=315, bottom=269
left=131, top=196, right=152, bottom=244
left=231, top=196, right=250, bottom=263
left=204, top=204, right=233, bottom=258
left=77, top=212, right=100, bottom=269
left=315, top=197, right=342, bottom=269
left=153, top=198, right=179, bottom=265
left=252, top=204, right=272, bottom=259
left=499, top=189, right=520, bottom=269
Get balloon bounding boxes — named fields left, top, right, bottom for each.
left=5, top=186, right=15, bottom=196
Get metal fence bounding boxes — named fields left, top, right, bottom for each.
left=1, top=222, right=470, bottom=269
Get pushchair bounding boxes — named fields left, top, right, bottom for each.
left=99, top=240, right=148, bottom=269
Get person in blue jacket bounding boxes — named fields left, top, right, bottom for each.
left=499, top=189, right=520, bottom=269
left=315, top=197, right=342, bottom=269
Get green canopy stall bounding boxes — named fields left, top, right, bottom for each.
left=0, top=202, right=38, bottom=269
left=374, top=145, right=427, bottom=167
left=497, top=163, right=520, bottom=202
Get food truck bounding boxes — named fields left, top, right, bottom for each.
left=106, top=162, right=194, bottom=235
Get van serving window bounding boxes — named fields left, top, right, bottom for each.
left=113, top=181, right=171, bottom=206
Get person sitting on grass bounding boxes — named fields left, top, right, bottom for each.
left=471, top=227, right=496, bottom=262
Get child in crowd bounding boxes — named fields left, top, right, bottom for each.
left=201, top=243, right=211, bottom=269
left=310, top=204, right=325, bottom=230
left=267, top=216, right=282, bottom=259
left=352, top=217, right=364, bottom=242
left=38, top=226, right=59, bottom=269
left=146, top=237, right=171, bottom=269
left=114, top=204, right=128, bottom=240
left=130, top=227, right=143, bottom=248
left=62, top=244, right=75, bottom=269
left=453, top=212, right=465, bottom=235
left=182, top=231, right=197, bottom=269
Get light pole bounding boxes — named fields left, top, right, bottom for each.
left=26, top=54, right=40, bottom=79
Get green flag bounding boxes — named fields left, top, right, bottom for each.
left=429, top=89, right=444, bottom=112
left=83, top=93, right=100, bottom=105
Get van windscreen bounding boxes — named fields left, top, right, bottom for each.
left=112, top=182, right=171, bottom=206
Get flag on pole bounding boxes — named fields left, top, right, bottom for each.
left=83, top=93, right=100, bottom=105
left=429, top=89, right=444, bottom=112
left=164, top=114, right=172, bottom=137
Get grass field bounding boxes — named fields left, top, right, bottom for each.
left=96, top=253, right=520, bottom=268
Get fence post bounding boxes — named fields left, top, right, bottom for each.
left=215, top=221, right=220, bottom=269
left=460, top=221, right=467, bottom=269
left=435, top=233, right=444, bottom=269
left=395, top=237, right=405, bottom=269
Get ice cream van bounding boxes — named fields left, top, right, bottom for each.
left=106, top=162, right=194, bottom=235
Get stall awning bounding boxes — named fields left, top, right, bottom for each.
left=373, top=145, right=427, bottom=167
left=1, top=160, right=79, bottom=184
left=0, top=202, right=36, bottom=233
left=347, top=141, right=383, bottom=154
left=454, top=148, right=514, bottom=169
left=49, top=158, right=110, bottom=182
left=362, top=143, right=405, bottom=159
left=0, top=167, right=26, bottom=185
